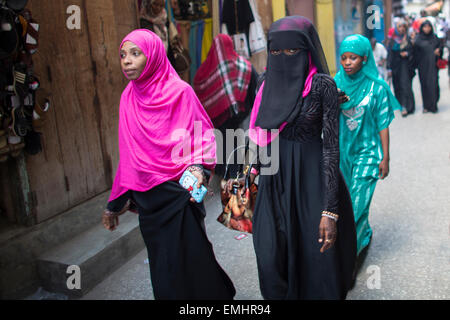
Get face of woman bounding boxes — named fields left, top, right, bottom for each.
left=396, top=23, right=406, bottom=35
left=422, top=24, right=432, bottom=34
left=120, top=41, right=148, bottom=80
left=149, top=0, right=165, bottom=15
left=340, top=52, right=365, bottom=75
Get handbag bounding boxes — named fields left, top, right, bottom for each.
left=437, top=58, right=447, bottom=70
left=169, top=34, right=191, bottom=74
left=217, top=145, right=258, bottom=234
left=167, top=3, right=191, bottom=74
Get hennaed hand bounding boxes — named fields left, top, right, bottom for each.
left=318, top=216, right=337, bottom=253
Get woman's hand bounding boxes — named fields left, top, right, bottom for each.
left=318, top=216, right=337, bottom=253
left=102, top=200, right=130, bottom=231
left=186, top=165, right=207, bottom=203
left=434, top=48, right=441, bottom=56
left=337, top=89, right=349, bottom=104
left=379, top=157, right=389, bottom=180
left=102, top=210, right=119, bottom=231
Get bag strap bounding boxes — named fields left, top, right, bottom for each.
left=223, top=138, right=257, bottom=184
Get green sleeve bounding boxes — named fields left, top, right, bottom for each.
left=375, top=85, right=395, bottom=132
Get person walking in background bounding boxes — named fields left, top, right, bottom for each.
left=371, top=37, right=388, bottom=80
left=414, top=20, right=443, bottom=114
left=335, top=34, right=401, bottom=257
left=387, top=18, right=416, bottom=117
left=242, top=16, right=356, bottom=300
left=193, top=34, right=258, bottom=178
left=102, top=29, right=235, bottom=300
left=139, top=0, right=169, bottom=53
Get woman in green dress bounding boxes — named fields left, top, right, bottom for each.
left=335, top=34, right=401, bottom=256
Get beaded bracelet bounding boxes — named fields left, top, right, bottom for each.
left=187, top=165, right=207, bottom=182
left=322, top=210, right=339, bottom=222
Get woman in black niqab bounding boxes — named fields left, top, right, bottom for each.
left=255, top=16, right=329, bottom=129
left=248, top=16, right=357, bottom=300
left=414, top=20, right=443, bottom=113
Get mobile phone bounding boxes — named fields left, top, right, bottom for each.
left=179, top=170, right=208, bottom=203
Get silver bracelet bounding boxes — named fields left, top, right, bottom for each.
left=322, top=213, right=338, bottom=222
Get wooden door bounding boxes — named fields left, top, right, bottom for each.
left=23, top=0, right=137, bottom=222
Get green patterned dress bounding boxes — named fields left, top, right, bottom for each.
left=335, top=34, right=401, bottom=255
left=339, top=81, right=396, bottom=254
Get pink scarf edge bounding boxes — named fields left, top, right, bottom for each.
left=249, top=54, right=318, bottom=147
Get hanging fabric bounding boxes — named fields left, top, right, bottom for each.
left=248, top=0, right=266, bottom=55
left=221, top=0, right=254, bottom=36
left=196, top=19, right=205, bottom=69
left=222, top=0, right=253, bottom=58
left=201, top=18, right=213, bottom=63
left=189, top=20, right=200, bottom=81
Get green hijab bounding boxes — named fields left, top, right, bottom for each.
left=335, top=34, right=401, bottom=111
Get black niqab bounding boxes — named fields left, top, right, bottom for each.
left=255, top=16, right=329, bottom=129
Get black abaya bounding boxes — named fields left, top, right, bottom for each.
left=108, top=182, right=236, bottom=300
left=250, top=16, right=356, bottom=300
left=414, top=26, right=442, bottom=113
left=252, top=74, right=357, bottom=300
left=387, top=37, right=416, bottom=114
left=253, top=137, right=356, bottom=300
left=134, top=181, right=236, bottom=300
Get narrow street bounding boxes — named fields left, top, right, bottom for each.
left=83, top=70, right=450, bottom=300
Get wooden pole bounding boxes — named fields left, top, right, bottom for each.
left=384, top=0, right=392, bottom=40
left=315, top=0, right=337, bottom=76
left=212, top=0, right=220, bottom=38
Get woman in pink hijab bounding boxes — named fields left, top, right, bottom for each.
left=101, top=29, right=235, bottom=300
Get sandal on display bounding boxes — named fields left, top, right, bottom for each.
left=19, top=9, right=39, bottom=55
left=32, top=88, right=51, bottom=131
left=11, top=105, right=31, bottom=137
left=12, top=62, right=30, bottom=99
left=9, top=141, right=25, bottom=157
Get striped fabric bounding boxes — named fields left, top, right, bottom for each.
left=193, top=34, right=252, bottom=127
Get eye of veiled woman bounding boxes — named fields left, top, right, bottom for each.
left=270, top=49, right=281, bottom=56
left=285, top=48, right=300, bottom=56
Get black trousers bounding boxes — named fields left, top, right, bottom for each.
left=132, top=181, right=236, bottom=300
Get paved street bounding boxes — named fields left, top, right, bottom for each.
left=83, top=69, right=450, bottom=300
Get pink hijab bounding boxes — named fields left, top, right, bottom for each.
left=249, top=54, right=317, bottom=147
left=109, top=29, right=216, bottom=202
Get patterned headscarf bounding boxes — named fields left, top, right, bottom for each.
left=193, top=34, right=252, bottom=128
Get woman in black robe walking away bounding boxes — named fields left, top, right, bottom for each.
left=414, top=20, right=443, bottom=114
left=241, top=16, right=357, bottom=300
left=387, top=18, right=416, bottom=117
